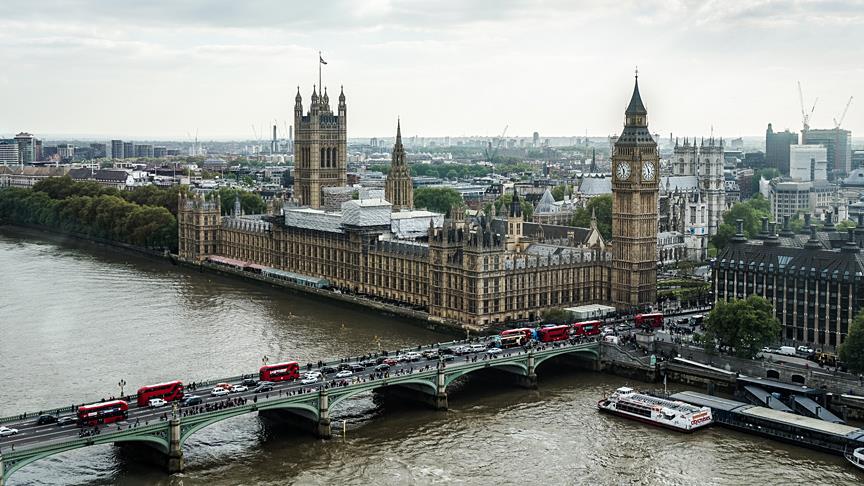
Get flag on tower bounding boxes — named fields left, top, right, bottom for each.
left=320, top=54, right=327, bottom=65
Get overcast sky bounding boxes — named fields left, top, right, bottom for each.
left=2, top=0, right=863, bottom=141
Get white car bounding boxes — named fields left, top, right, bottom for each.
left=335, top=370, right=353, bottom=378
left=469, top=344, right=487, bottom=353
left=211, top=387, right=230, bottom=397
left=301, top=377, right=319, bottom=385
left=486, top=347, right=503, bottom=355
left=230, top=384, right=248, bottom=393
left=304, top=371, right=322, bottom=380
left=0, top=426, right=19, bottom=437
left=148, top=398, right=167, bottom=408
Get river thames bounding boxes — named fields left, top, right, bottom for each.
left=0, top=227, right=860, bottom=485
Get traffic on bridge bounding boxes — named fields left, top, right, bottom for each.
left=0, top=326, right=602, bottom=484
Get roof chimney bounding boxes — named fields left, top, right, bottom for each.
left=842, top=228, right=860, bottom=253
left=805, top=225, right=822, bottom=250
left=780, top=215, right=795, bottom=237
left=800, top=213, right=812, bottom=234
left=823, top=210, right=835, bottom=231
left=764, top=222, right=781, bottom=246
left=730, top=218, right=747, bottom=243
left=758, top=216, right=769, bottom=239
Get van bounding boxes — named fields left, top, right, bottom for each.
left=778, top=346, right=797, bottom=356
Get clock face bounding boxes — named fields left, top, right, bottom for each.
left=641, top=161, right=655, bottom=181
left=616, top=162, right=631, bottom=181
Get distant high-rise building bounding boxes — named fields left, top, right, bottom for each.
left=0, top=139, right=19, bottom=165
left=532, top=131, right=539, bottom=147
left=123, top=142, right=134, bottom=159
left=14, top=132, right=38, bottom=165
left=765, top=123, right=797, bottom=175
left=111, top=140, right=124, bottom=159
left=802, top=128, right=852, bottom=178
left=90, top=143, right=107, bottom=159
left=153, top=146, right=167, bottom=158
left=57, top=144, right=75, bottom=160
left=789, top=144, right=828, bottom=182
left=385, top=120, right=413, bottom=211
left=135, top=144, right=154, bottom=158
left=293, top=85, right=347, bottom=208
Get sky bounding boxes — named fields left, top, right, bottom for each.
left=2, top=0, right=863, bottom=141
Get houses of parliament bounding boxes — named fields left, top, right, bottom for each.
left=178, top=79, right=659, bottom=329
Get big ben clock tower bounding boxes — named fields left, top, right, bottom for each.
left=611, top=73, right=659, bottom=309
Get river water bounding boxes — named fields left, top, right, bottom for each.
left=0, top=227, right=860, bottom=485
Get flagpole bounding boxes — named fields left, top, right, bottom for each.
left=319, top=51, right=322, bottom=96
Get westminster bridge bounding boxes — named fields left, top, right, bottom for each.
left=0, top=339, right=601, bottom=485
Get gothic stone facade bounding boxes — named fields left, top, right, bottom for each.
left=293, top=86, right=347, bottom=209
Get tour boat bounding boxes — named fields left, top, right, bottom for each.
left=597, top=387, right=713, bottom=432
left=846, top=447, right=864, bottom=472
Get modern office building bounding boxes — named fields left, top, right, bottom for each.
left=14, top=132, right=38, bottom=165
left=123, top=142, right=134, bottom=159
left=765, top=124, right=798, bottom=175
left=111, top=140, right=125, bottom=159
left=712, top=218, right=864, bottom=350
left=769, top=179, right=835, bottom=219
left=0, top=139, right=19, bottom=166
left=802, top=128, right=852, bottom=178
left=135, top=144, right=154, bottom=158
left=789, top=144, right=828, bottom=182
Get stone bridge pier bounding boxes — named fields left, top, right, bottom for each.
left=258, top=390, right=331, bottom=440
left=167, top=418, right=183, bottom=473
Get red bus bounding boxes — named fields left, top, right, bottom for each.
left=571, top=320, right=602, bottom=337
left=501, top=328, right=533, bottom=343
left=635, top=313, right=664, bottom=329
left=136, top=380, right=184, bottom=407
left=497, top=334, right=529, bottom=349
left=77, top=400, right=129, bottom=426
left=537, top=325, right=570, bottom=343
left=259, top=361, right=300, bottom=382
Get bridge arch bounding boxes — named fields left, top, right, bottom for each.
left=766, top=369, right=780, bottom=379
left=533, top=347, right=600, bottom=371
left=444, top=361, right=529, bottom=388
left=790, top=374, right=806, bottom=385
left=330, top=378, right=438, bottom=410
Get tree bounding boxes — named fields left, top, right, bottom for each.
left=712, top=194, right=772, bottom=249
left=702, top=296, right=781, bottom=359
left=570, top=194, right=612, bottom=241
left=839, top=313, right=864, bottom=373
left=551, top=184, right=571, bottom=202
left=493, top=192, right=534, bottom=221
left=414, top=187, right=464, bottom=215
left=211, top=187, right=266, bottom=215
left=541, top=308, right=574, bottom=325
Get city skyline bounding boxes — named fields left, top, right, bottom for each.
left=2, top=1, right=863, bottom=140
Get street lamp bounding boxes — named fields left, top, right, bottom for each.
left=118, top=379, right=127, bottom=398
left=262, top=355, right=269, bottom=367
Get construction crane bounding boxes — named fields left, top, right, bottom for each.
left=798, top=81, right=818, bottom=132
left=484, top=125, right=508, bottom=165
left=833, top=96, right=853, bottom=129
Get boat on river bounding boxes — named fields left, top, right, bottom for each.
left=598, top=387, right=713, bottom=432
left=846, top=447, right=864, bottom=472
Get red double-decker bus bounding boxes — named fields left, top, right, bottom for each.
left=571, top=320, right=602, bottom=337
left=537, top=325, right=570, bottom=343
left=497, top=334, right=529, bottom=349
left=136, top=380, right=184, bottom=407
left=635, top=313, right=664, bottom=329
left=500, top=328, right=533, bottom=343
left=259, top=361, right=300, bottom=382
left=77, top=400, right=129, bottom=426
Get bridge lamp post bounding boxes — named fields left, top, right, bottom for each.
left=118, top=379, right=127, bottom=398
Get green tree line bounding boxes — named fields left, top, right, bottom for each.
left=0, top=177, right=181, bottom=250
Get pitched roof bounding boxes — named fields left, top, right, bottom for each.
left=625, top=77, right=647, bottom=116
left=535, top=188, right=558, bottom=213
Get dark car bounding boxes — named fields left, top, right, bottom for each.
left=56, top=416, right=76, bottom=426
left=321, top=366, right=338, bottom=374
left=337, top=363, right=353, bottom=371
left=241, top=378, right=258, bottom=387
left=375, top=357, right=389, bottom=365
left=374, top=364, right=391, bottom=372
left=252, top=384, right=274, bottom=393
left=350, top=364, right=364, bottom=372
left=442, top=355, right=455, bottom=362
left=36, top=414, right=58, bottom=425
left=182, top=395, right=203, bottom=407
left=359, top=360, right=376, bottom=368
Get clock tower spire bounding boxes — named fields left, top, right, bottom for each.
left=610, top=73, right=659, bottom=309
